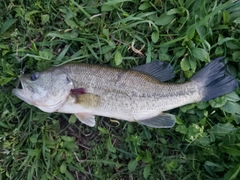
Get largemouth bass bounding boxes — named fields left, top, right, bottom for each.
left=12, top=57, right=238, bottom=128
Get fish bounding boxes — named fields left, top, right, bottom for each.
left=12, top=57, right=238, bottom=128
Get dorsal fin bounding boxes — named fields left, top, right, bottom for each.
left=132, top=61, right=175, bottom=82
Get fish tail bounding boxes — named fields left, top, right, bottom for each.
left=191, top=57, right=238, bottom=101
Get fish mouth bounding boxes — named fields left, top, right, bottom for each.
left=12, top=78, right=70, bottom=113
left=12, top=79, right=34, bottom=105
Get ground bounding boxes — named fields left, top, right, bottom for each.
left=0, top=0, right=240, bottom=179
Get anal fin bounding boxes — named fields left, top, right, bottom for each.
left=75, top=113, right=96, bottom=127
left=138, top=113, right=176, bottom=128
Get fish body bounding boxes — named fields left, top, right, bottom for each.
left=13, top=58, right=238, bottom=128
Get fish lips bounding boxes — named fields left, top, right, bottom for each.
left=12, top=78, right=35, bottom=105
left=12, top=76, right=73, bottom=113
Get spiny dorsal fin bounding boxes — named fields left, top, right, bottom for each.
left=132, top=61, right=175, bottom=82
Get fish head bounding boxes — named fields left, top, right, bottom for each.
left=12, top=68, right=74, bottom=112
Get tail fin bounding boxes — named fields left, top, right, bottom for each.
left=191, top=57, right=238, bottom=101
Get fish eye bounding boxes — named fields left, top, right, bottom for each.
left=30, top=72, right=40, bottom=81
left=66, top=76, right=71, bottom=84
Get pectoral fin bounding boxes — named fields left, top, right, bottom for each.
left=75, top=113, right=96, bottom=127
left=138, top=113, right=176, bottom=128
left=132, top=61, right=175, bottom=82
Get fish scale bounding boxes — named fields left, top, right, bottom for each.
left=13, top=57, right=238, bottom=128
left=59, top=64, right=202, bottom=119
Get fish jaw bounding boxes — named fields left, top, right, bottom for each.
left=12, top=87, right=59, bottom=112
left=12, top=79, right=56, bottom=112
left=12, top=80, right=36, bottom=106
left=12, top=70, right=74, bottom=113
left=12, top=88, right=33, bottom=104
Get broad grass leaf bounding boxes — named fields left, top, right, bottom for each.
left=221, top=102, right=240, bottom=114
left=204, top=161, right=225, bottom=172
left=128, top=159, right=137, bottom=172
left=101, top=5, right=114, bottom=11
left=189, top=58, right=196, bottom=71
left=223, top=164, right=240, bottom=180
left=160, top=46, right=168, bottom=53
left=223, top=10, right=230, bottom=24
left=233, top=51, right=240, bottom=61
left=209, top=123, right=236, bottom=136
left=127, top=123, right=134, bottom=133
left=226, top=92, right=240, bottom=102
left=41, top=14, right=50, bottom=24
left=197, top=102, right=209, bottom=110
left=0, top=77, right=13, bottom=86
left=151, top=31, right=159, bottom=43
left=102, top=45, right=114, bottom=54
left=215, top=46, right=224, bottom=56
left=234, top=114, right=240, bottom=125
left=103, top=0, right=134, bottom=5
left=61, top=136, right=75, bottom=142
left=167, top=8, right=181, bottom=15
left=114, top=50, right=123, bottom=66
left=0, top=121, right=11, bottom=129
left=217, top=37, right=234, bottom=45
left=159, top=137, right=167, bottom=145
left=47, top=32, right=85, bottom=41
left=98, top=127, right=109, bottom=134
left=60, top=162, right=67, bottom=174
left=175, top=125, right=188, bottom=134
left=180, top=57, right=190, bottom=71
left=30, top=134, right=38, bottom=144
left=103, top=29, right=110, bottom=39
left=221, top=146, right=240, bottom=156
left=65, top=19, right=78, bottom=29
left=2, top=50, right=10, bottom=56
left=158, top=53, right=170, bottom=61
left=25, top=10, right=40, bottom=22
left=192, top=48, right=209, bottom=61
left=226, top=40, right=240, bottom=50
left=180, top=104, right=195, bottom=113
left=234, top=17, right=240, bottom=23
left=65, top=170, right=75, bottom=180
left=0, top=19, right=17, bottom=34
left=160, top=36, right=185, bottom=47
left=107, top=137, right=116, bottom=153
left=155, top=14, right=175, bottom=26
left=186, top=26, right=195, bottom=40
left=69, top=114, right=77, bottom=124
left=174, top=47, right=186, bottom=59
left=196, top=136, right=210, bottom=146
left=142, top=150, right=152, bottom=163
left=139, top=2, right=151, bottom=10
left=0, top=43, right=9, bottom=49
left=56, top=44, right=71, bottom=61
left=39, top=49, right=54, bottom=60
left=143, top=164, right=151, bottom=179
left=209, top=96, right=227, bottom=108
left=146, top=41, right=152, bottom=63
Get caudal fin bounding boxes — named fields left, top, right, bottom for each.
left=190, top=57, right=238, bottom=101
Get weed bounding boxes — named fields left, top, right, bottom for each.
left=1, top=0, right=240, bottom=179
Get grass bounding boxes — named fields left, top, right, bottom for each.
left=0, top=0, right=240, bottom=179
